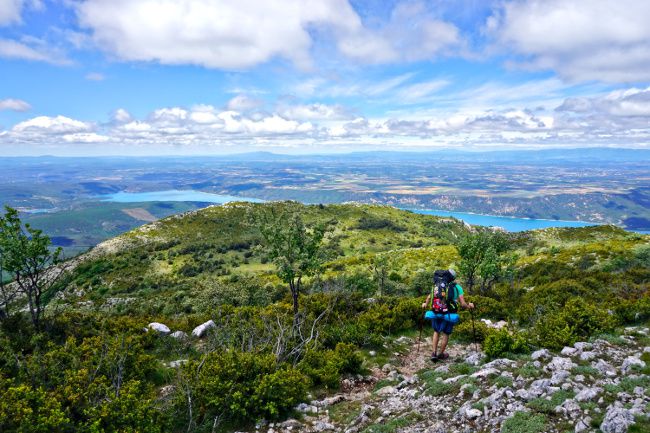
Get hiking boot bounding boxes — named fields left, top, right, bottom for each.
left=430, top=352, right=438, bottom=362
left=437, top=352, right=450, bottom=361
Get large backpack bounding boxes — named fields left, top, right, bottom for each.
left=430, top=270, right=458, bottom=314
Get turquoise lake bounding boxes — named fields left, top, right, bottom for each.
left=103, top=189, right=595, bottom=232
left=103, top=190, right=264, bottom=204
left=408, top=209, right=593, bottom=232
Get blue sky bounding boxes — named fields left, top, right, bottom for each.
left=1, top=0, right=649, bottom=155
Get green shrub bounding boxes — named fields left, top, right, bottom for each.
left=467, top=295, right=509, bottom=320
left=454, top=319, right=489, bottom=343
left=532, top=298, right=617, bottom=350
left=501, top=411, right=548, bottom=433
left=614, top=296, right=650, bottom=324
left=483, top=327, right=529, bottom=359
left=254, top=368, right=308, bottom=419
left=298, top=343, right=363, bottom=389
left=563, top=298, right=617, bottom=337
left=527, top=390, right=574, bottom=414
left=0, top=378, right=69, bottom=433
left=532, top=312, right=577, bottom=350
left=177, top=351, right=307, bottom=423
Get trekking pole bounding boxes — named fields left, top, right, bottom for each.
left=417, top=310, right=424, bottom=354
left=470, top=307, right=478, bottom=353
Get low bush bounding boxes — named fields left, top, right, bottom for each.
left=175, top=350, right=307, bottom=425
left=453, top=318, right=489, bottom=343
left=483, top=327, right=529, bottom=359
left=532, top=298, right=617, bottom=350
left=298, top=343, right=363, bottom=389
left=501, top=411, right=548, bottom=433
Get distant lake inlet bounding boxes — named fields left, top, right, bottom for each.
left=407, top=208, right=594, bottom=232
left=102, top=189, right=596, bottom=232
left=102, top=190, right=264, bottom=204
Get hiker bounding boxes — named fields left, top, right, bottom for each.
left=422, top=269, right=474, bottom=361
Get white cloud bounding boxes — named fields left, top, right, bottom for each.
left=556, top=87, right=650, bottom=118
left=85, top=72, right=105, bottom=81
left=394, top=79, right=450, bottom=103
left=5, top=87, right=650, bottom=151
left=488, top=0, right=650, bottom=82
left=12, top=115, right=91, bottom=133
left=112, top=108, right=132, bottom=123
left=226, top=95, right=263, bottom=112
left=76, top=0, right=360, bottom=70
left=74, top=0, right=463, bottom=70
left=0, top=98, right=31, bottom=111
left=278, top=103, right=350, bottom=120
left=0, top=38, right=69, bottom=64
left=0, top=0, right=21, bottom=25
left=62, top=132, right=110, bottom=143
left=336, top=1, right=461, bottom=64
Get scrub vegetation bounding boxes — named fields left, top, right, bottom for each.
left=0, top=201, right=648, bottom=432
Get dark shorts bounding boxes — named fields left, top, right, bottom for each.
left=432, top=317, right=455, bottom=335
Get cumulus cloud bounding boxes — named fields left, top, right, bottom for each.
left=6, top=115, right=104, bottom=145
left=337, top=1, right=462, bottom=64
left=0, top=98, right=31, bottom=111
left=76, top=0, right=360, bottom=70
left=278, top=103, right=351, bottom=120
left=12, top=115, right=91, bottom=133
left=5, top=86, right=650, bottom=151
left=487, top=0, right=650, bottom=82
left=226, top=95, right=263, bottom=112
left=74, top=0, right=463, bottom=70
left=112, top=108, right=132, bottom=123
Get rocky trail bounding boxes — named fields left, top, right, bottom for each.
left=255, top=327, right=650, bottom=433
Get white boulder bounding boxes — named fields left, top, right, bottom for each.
left=148, top=322, right=171, bottom=335
left=170, top=330, right=188, bottom=339
left=191, top=320, right=216, bottom=338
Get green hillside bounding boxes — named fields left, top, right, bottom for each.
left=1, top=202, right=649, bottom=433
left=55, top=202, right=647, bottom=316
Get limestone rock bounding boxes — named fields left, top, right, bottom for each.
left=593, top=359, right=617, bottom=377
left=471, top=368, right=499, bottom=379
left=600, top=404, right=635, bottom=433
left=574, top=342, right=593, bottom=351
left=620, top=356, right=645, bottom=374
left=170, top=330, right=188, bottom=339
left=575, top=417, right=591, bottom=433
left=546, top=356, right=577, bottom=372
left=579, top=351, right=597, bottom=361
left=148, top=322, right=171, bottom=335
left=281, top=419, right=302, bottom=429
left=575, top=387, right=602, bottom=402
left=313, top=421, right=335, bottom=432
left=531, top=348, right=551, bottom=360
left=465, top=351, right=485, bottom=366
left=561, top=346, right=578, bottom=356
left=191, top=320, right=216, bottom=338
left=376, top=386, right=396, bottom=396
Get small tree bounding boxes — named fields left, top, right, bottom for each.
left=257, top=208, right=328, bottom=327
left=370, top=254, right=389, bottom=297
left=458, top=230, right=509, bottom=293
left=0, top=206, right=62, bottom=328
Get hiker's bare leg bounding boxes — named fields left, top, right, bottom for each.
left=432, top=331, right=439, bottom=354
left=439, top=333, right=449, bottom=354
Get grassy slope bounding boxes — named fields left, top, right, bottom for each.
left=54, top=201, right=648, bottom=313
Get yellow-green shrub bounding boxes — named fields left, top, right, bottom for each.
left=483, top=328, right=529, bottom=359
